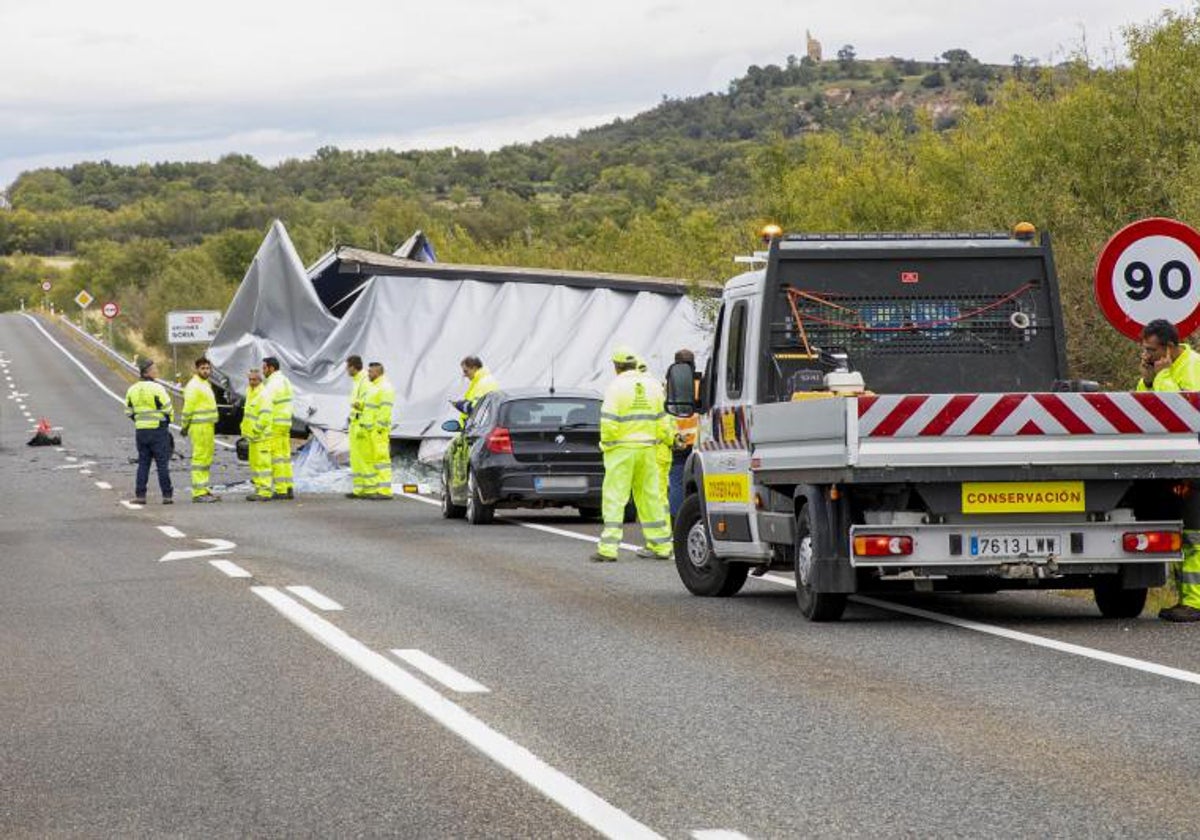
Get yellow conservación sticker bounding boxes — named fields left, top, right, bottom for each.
left=704, top=473, right=751, bottom=504
left=962, top=481, right=1085, bottom=514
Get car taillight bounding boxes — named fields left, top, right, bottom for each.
left=485, top=427, right=513, bottom=454
left=1122, top=531, right=1181, bottom=553
left=853, top=534, right=913, bottom=556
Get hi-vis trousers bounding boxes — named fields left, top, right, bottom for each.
left=270, top=426, right=294, bottom=494
left=598, top=445, right=672, bottom=559
left=189, top=422, right=215, bottom=498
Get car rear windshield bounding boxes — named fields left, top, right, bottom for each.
left=501, top=399, right=600, bottom=429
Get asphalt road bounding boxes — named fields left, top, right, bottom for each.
left=2, top=311, right=1199, bottom=839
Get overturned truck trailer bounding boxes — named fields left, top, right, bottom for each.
left=207, top=221, right=713, bottom=442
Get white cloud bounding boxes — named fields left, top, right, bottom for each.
left=0, top=0, right=1186, bottom=188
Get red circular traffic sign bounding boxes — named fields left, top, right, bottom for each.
left=40, top=281, right=52, bottom=292
left=1094, top=217, right=1200, bottom=340
left=102, top=301, right=120, bottom=320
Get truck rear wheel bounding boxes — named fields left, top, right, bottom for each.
left=673, top=494, right=748, bottom=597
left=795, top=503, right=847, bottom=622
left=1093, top=583, right=1147, bottom=619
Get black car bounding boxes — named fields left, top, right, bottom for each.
left=440, top=388, right=604, bottom=524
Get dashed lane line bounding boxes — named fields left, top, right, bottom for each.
left=157, top=525, right=187, bottom=539
left=285, top=585, right=343, bottom=611
left=252, top=586, right=663, bottom=840
left=755, top=573, right=1200, bottom=688
left=94, top=481, right=112, bottom=490
left=391, top=649, right=490, bottom=694
left=209, top=559, right=252, bottom=579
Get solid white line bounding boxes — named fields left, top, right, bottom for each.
left=391, top=648, right=490, bottom=694
left=693, top=831, right=753, bottom=840
left=399, top=493, right=640, bottom=552
left=210, top=559, right=252, bottom=578
left=285, top=585, right=343, bottom=611
left=95, top=481, right=112, bottom=490
left=157, top=525, right=187, bottom=539
left=754, top=573, right=1200, bottom=688
left=19, top=314, right=234, bottom=450
left=252, top=586, right=661, bottom=839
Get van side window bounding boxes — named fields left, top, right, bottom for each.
left=726, top=301, right=748, bottom=399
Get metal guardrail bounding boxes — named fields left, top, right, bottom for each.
left=55, top=314, right=184, bottom=396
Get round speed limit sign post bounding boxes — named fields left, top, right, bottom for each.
left=1094, top=217, right=1200, bottom=340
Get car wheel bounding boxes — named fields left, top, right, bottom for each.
left=672, top=494, right=748, bottom=597
left=440, top=463, right=465, bottom=519
left=1093, top=582, right=1147, bottom=619
left=466, top=468, right=495, bottom=525
left=794, top=502, right=847, bottom=622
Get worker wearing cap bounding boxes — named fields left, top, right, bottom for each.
left=345, top=355, right=372, bottom=499
left=593, top=345, right=673, bottom=562
left=241, top=367, right=274, bottom=501
left=181, top=355, right=220, bottom=503
left=1137, top=319, right=1200, bottom=622
left=453, top=355, right=499, bottom=425
left=125, top=358, right=174, bottom=505
left=260, top=356, right=295, bottom=500
left=365, top=361, right=396, bottom=499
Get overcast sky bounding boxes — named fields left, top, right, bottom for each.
left=0, top=0, right=1186, bottom=190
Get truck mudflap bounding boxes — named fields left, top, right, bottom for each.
left=847, top=521, right=1182, bottom=568
left=797, top=487, right=857, bottom=594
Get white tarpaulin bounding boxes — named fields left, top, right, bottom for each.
left=207, top=221, right=712, bottom=439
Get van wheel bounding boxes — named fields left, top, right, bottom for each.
left=440, top=464, right=465, bottom=519
left=466, top=469, right=494, bottom=525
left=673, top=494, right=748, bottom=597
left=795, top=503, right=847, bottom=621
left=1093, top=583, right=1147, bottom=619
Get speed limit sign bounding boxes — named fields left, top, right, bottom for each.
left=1094, top=217, right=1200, bottom=340
left=102, top=301, right=120, bottom=320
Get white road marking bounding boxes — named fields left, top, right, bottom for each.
left=391, top=648, right=490, bottom=694
left=693, top=831, right=753, bottom=840
left=53, top=461, right=96, bottom=470
left=755, top=573, right=1200, bottom=688
left=209, top=559, right=252, bottom=578
left=64, top=455, right=77, bottom=461
left=20, top=314, right=234, bottom=450
left=95, top=481, right=112, bottom=490
left=120, top=500, right=144, bottom=510
left=157, top=525, right=187, bottom=539
left=285, top=585, right=343, bottom=611
left=55, top=447, right=65, bottom=452
left=399, top=493, right=640, bottom=551
left=252, top=586, right=661, bottom=840
left=158, top=538, right=236, bottom=562
left=79, top=469, right=92, bottom=476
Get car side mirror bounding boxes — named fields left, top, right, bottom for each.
left=441, top=419, right=463, bottom=433
left=665, top=361, right=699, bottom=417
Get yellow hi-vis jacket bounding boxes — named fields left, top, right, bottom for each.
left=600, top=370, right=668, bottom=450
left=181, top=374, right=218, bottom=431
left=240, top=384, right=269, bottom=440
left=262, top=370, right=293, bottom=429
left=125, top=379, right=173, bottom=430
left=366, top=375, right=396, bottom=434
left=1136, top=343, right=1200, bottom=392
left=460, top=366, right=499, bottom=422
left=349, top=369, right=370, bottom=432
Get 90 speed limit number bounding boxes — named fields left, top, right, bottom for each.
left=1094, top=217, right=1200, bottom=340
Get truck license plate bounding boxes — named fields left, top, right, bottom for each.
left=969, top=534, right=1062, bottom=558
left=535, top=476, right=587, bottom=491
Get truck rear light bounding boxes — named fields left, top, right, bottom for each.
left=1121, top=531, right=1181, bottom=553
left=853, top=534, right=913, bottom=557
left=485, top=427, right=513, bottom=454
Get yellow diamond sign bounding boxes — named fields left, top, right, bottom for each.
left=74, top=290, right=94, bottom=308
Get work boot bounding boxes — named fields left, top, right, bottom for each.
left=193, top=494, right=220, bottom=503
left=590, top=551, right=617, bottom=563
left=1159, top=603, right=1200, bottom=622
left=130, top=497, right=147, bottom=506
left=162, top=498, right=174, bottom=505
left=635, top=547, right=657, bottom=559
left=345, top=492, right=365, bottom=499
left=245, top=493, right=269, bottom=502
left=273, top=489, right=294, bottom=500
